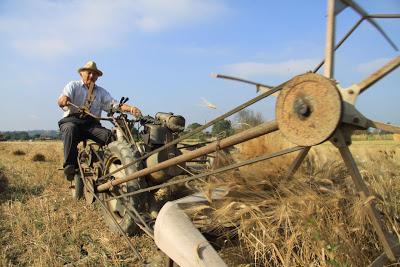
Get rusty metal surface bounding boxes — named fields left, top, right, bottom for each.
left=276, top=73, right=342, bottom=146
left=357, top=56, right=400, bottom=94
left=97, top=120, right=279, bottom=192
left=68, top=2, right=400, bottom=264
left=324, top=0, right=336, bottom=78
left=95, top=81, right=285, bottom=183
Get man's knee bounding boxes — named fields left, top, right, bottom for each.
left=100, top=128, right=114, bottom=145
left=89, top=126, right=114, bottom=145
left=61, top=122, right=78, bottom=132
left=60, top=122, right=81, bottom=138
left=105, top=129, right=115, bottom=144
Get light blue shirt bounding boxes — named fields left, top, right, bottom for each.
left=60, top=80, right=117, bottom=118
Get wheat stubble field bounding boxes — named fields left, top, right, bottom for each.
left=0, top=137, right=399, bottom=266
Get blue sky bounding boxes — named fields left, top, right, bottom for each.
left=0, top=0, right=399, bottom=131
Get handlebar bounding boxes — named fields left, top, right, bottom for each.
left=66, top=101, right=144, bottom=124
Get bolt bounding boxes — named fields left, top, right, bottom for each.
left=348, top=90, right=354, bottom=95
left=353, top=117, right=360, bottom=124
left=294, top=97, right=311, bottom=118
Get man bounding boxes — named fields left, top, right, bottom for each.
left=58, top=60, right=141, bottom=180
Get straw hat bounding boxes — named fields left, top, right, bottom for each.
left=78, top=61, right=103, bottom=76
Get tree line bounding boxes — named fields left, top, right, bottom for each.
left=186, top=109, right=265, bottom=140
left=0, top=131, right=61, bottom=141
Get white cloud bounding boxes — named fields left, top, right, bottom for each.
left=0, top=0, right=227, bottom=59
left=356, top=58, right=391, bottom=73
left=221, top=59, right=318, bottom=79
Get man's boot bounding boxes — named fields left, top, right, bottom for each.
left=64, top=165, right=76, bottom=181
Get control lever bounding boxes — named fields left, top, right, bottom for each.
left=119, top=97, right=129, bottom=105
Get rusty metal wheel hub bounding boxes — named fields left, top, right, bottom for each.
left=276, top=73, right=342, bottom=146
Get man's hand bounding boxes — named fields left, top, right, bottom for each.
left=58, top=95, right=71, bottom=108
left=130, top=106, right=142, bottom=118
left=121, top=104, right=142, bottom=118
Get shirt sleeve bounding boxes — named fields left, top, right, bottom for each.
left=59, top=81, right=75, bottom=99
left=100, top=88, right=118, bottom=112
left=59, top=81, right=76, bottom=112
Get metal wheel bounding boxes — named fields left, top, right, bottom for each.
left=100, top=141, right=152, bottom=236
left=70, top=173, right=84, bottom=200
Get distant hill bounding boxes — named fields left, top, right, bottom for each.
left=26, top=130, right=60, bottom=138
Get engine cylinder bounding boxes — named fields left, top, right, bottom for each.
left=155, top=112, right=185, bottom=132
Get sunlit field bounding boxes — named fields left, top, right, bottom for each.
left=0, top=141, right=159, bottom=266
left=0, top=138, right=399, bottom=266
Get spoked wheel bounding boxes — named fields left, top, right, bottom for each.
left=100, top=141, right=153, bottom=236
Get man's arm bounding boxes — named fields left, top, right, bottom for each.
left=99, top=87, right=141, bottom=117
left=58, top=81, right=75, bottom=108
left=121, top=104, right=142, bottom=118
left=58, top=95, right=71, bottom=108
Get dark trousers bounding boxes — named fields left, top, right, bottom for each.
left=59, top=117, right=114, bottom=168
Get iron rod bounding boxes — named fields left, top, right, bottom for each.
left=96, top=82, right=285, bottom=182
left=77, top=161, right=143, bottom=261
left=97, top=120, right=279, bottom=192
left=367, top=120, right=400, bottom=134
left=213, top=73, right=273, bottom=89
left=338, top=138, right=397, bottom=261
left=286, top=146, right=311, bottom=178
left=117, top=198, right=155, bottom=238
left=341, top=0, right=398, bottom=51
left=358, top=56, right=400, bottom=94
left=314, top=17, right=363, bottom=73
left=106, top=145, right=303, bottom=201
left=365, top=14, right=400, bottom=19
left=324, top=0, right=336, bottom=78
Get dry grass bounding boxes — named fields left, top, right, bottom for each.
left=234, top=132, right=296, bottom=177
left=32, top=153, right=46, bottom=162
left=0, top=141, right=159, bottom=266
left=1, top=138, right=399, bottom=266
left=12, top=150, right=26, bottom=156
left=186, top=137, right=400, bottom=266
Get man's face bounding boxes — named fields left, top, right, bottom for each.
left=80, top=70, right=99, bottom=86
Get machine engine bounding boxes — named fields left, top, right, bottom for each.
left=140, top=112, right=186, bottom=184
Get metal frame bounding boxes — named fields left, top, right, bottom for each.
left=77, top=1, right=400, bottom=265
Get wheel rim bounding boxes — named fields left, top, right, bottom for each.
left=105, top=157, right=129, bottom=223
